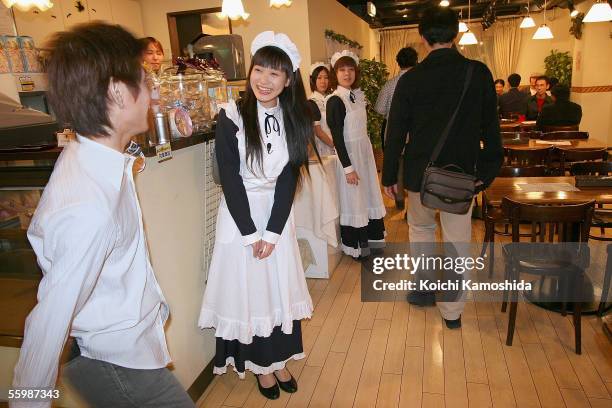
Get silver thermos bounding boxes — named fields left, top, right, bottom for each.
left=147, top=112, right=171, bottom=145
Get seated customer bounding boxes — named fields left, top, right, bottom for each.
left=498, top=73, right=527, bottom=117
left=537, top=84, right=582, bottom=129
left=523, top=76, right=553, bottom=120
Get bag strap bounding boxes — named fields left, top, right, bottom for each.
left=428, top=62, right=475, bottom=166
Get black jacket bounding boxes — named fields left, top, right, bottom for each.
left=383, top=48, right=503, bottom=192
left=523, top=94, right=553, bottom=120
left=536, top=100, right=582, bottom=129
left=498, top=88, right=528, bottom=116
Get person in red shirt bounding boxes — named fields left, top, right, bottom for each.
left=523, top=76, right=553, bottom=120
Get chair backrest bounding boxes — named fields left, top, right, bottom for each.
left=540, top=131, right=589, bottom=140
left=542, top=125, right=579, bottom=133
left=501, top=197, right=594, bottom=243
left=560, top=148, right=608, bottom=174
left=498, top=166, right=548, bottom=177
left=570, top=161, right=612, bottom=176
left=506, top=146, right=552, bottom=166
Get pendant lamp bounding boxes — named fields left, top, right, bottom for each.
left=270, top=0, right=292, bottom=7
left=459, top=0, right=478, bottom=45
left=1, top=0, right=53, bottom=11
left=583, top=0, right=612, bottom=22
left=440, top=0, right=450, bottom=7
left=221, top=0, right=249, bottom=20
left=533, top=0, right=554, bottom=39
left=520, top=0, right=536, bottom=28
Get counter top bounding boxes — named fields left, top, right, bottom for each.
left=142, top=131, right=214, bottom=157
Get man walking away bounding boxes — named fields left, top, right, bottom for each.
left=382, top=7, right=503, bottom=329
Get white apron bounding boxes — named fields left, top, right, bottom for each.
left=199, top=100, right=313, bottom=345
left=332, top=87, right=386, bottom=228
left=310, top=91, right=336, bottom=157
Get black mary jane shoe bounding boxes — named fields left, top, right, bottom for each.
left=273, top=370, right=298, bottom=393
left=256, top=375, right=280, bottom=400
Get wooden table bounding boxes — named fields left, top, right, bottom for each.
left=484, top=176, right=612, bottom=313
left=500, top=121, right=537, bottom=131
left=502, top=138, right=608, bottom=150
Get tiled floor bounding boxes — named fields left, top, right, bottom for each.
left=198, top=200, right=612, bottom=408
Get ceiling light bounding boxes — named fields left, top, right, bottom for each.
left=367, top=1, right=376, bottom=17
left=1, top=0, right=53, bottom=11
left=533, top=24, right=554, bottom=39
left=221, top=0, right=249, bottom=20
left=458, top=21, right=468, bottom=32
left=270, top=0, right=292, bottom=7
left=458, top=30, right=478, bottom=45
left=570, top=9, right=580, bottom=17
left=583, top=0, right=612, bottom=22
left=440, top=0, right=450, bottom=7
left=403, top=14, right=408, bottom=18
left=520, top=16, right=536, bottom=28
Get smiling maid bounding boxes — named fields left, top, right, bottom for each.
left=198, top=32, right=314, bottom=400
left=326, top=50, right=386, bottom=259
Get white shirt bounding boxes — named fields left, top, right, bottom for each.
left=12, top=136, right=171, bottom=404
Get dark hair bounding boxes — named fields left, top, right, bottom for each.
left=418, top=7, right=459, bottom=46
left=309, top=65, right=330, bottom=93
left=548, top=77, right=559, bottom=89
left=332, top=56, right=360, bottom=89
left=140, top=36, right=164, bottom=56
left=494, top=79, right=505, bottom=87
left=238, top=46, right=313, bottom=182
left=536, top=75, right=549, bottom=84
left=46, top=22, right=143, bottom=137
left=551, top=84, right=570, bottom=101
left=396, top=47, right=418, bottom=69
left=507, top=73, right=521, bottom=88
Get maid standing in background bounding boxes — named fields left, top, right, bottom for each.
left=326, top=50, right=386, bottom=259
left=306, top=62, right=335, bottom=156
left=198, top=31, right=314, bottom=400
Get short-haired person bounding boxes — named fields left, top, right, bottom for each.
left=383, top=7, right=503, bottom=328
left=140, top=36, right=164, bottom=74
left=537, top=84, right=582, bottom=129
left=524, top=75, right=553, bottom=120
left=494, top=79, right=505, bottom=96
left=527, top=73, right=541, bottom=95
left=375, top=46, right=418, bottom=210
left=307, top=62, right=335, bottom=156
left=498, top=73, right=528, bottom=117
left=11, top=23, right=194, bottom=407
left=326, top=51, right=386, bottom=259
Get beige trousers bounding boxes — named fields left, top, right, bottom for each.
left=406, top=191, right=473, bottom=320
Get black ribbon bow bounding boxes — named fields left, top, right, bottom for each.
left=264, top=113, right=280, bottom=136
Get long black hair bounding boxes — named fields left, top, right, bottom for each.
left=238, top=46, right=314, bottom=181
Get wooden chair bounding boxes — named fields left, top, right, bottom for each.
left=559, top=148, right=608, bottom=175
left=501, top=198, right=595, bottom=354
left=570, top=161, right=612, bottom=242
left=481, top=166, right=548, bottom=277
left=542, top=125, right=579, bottom=133
left=506, top=146, right=552, bottom=167
left=540, top=131, right=589, bottom=140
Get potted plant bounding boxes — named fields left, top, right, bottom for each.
left=358, top=58, right=388, bottom=170
left=544, top=50, right=573, bottom=87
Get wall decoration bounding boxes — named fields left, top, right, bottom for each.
left=324, top=29, right=363, bottom=49
left=570, top=12, right=585, bottom=39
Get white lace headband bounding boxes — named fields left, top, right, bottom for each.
left=309, top=61, right=330, bottom=76
left=251, top=31, right=301, bottom=72
left=331, top=50, right=359, bottom=68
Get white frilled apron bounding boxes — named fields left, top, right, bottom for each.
left=199, top=101, right=313, bottom=346
left=332, top=87, right=386, bottom=228
left=310, top=91, right=336, bottom=157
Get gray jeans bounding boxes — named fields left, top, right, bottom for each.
left=62, top=356, right=195, bottom=408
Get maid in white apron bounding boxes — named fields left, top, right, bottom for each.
left=306, top=62, right=335, bottom=156
left=199, top=32, right=314, bottom=400
left=326, top=51, right=386, bottom=258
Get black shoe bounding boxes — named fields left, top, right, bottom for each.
left=256, top=375, right=280, bottom=400
left=407, top=291, right=436, bottom=307
left=273, top=370, right=298, bottom=393
left=444, top=316, right=462, bottom=329
left=395, top=199, right=405, bottom=210
left=371, top=247, right=384, bottom=255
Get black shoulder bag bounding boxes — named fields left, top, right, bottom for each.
left=420, top=62, right=479, bottom=215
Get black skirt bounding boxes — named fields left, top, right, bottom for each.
left=214, top=320, right=303, bottom=377
left=341, top=217, right=386, bottom=256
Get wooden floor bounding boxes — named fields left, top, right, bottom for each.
left=198, top=202, right=612, bottom=408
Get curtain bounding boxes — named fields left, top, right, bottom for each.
left=380, top=29, right=427, bottom=77
left=380, top=18, right=522, bottom=81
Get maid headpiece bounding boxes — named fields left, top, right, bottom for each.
left=251, top=31, right=301, bottom=72
left=330, top=50, right=359, bottom=68
left=309, top=61, right=330, bottom=76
